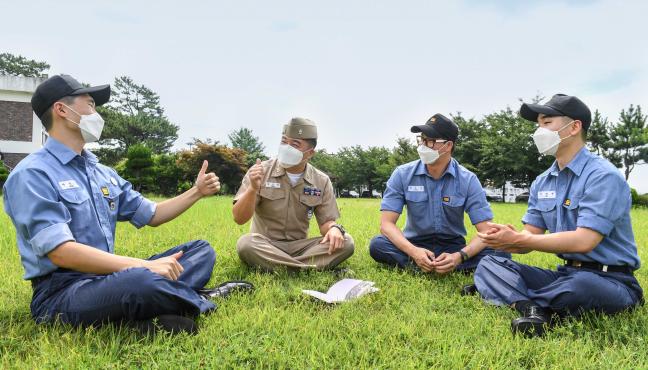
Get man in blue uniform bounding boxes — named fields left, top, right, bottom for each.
left=473, top=94, right=643, bottom=337
left=3, top=75, right=253, bottom=335
left=369, top=114, right=510, bottom=276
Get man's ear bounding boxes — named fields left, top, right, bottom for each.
left=571, top=120, right=583, bottom=136
left=52, top=102, right=68, bottom=119
left=306, top=148, right=316, bottom=160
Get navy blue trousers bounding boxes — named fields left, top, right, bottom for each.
left=30, top=240, right=217, bottom=326
left=474, top=256, right=643, bottom=316
left=369, top=234, right=511, bottom=272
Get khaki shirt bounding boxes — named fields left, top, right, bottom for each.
left=234, top=159, right=340, bottom=241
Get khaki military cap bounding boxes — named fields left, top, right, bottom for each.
left=282, top=117, right=317, bottom=139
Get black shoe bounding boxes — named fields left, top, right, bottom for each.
left=128, top=314, right=198, bottom=336
left=198, top=280, right=255, bottom=299
left=460, top=284, right=478, bottom=296
left=511, top=305, right=550, bottom=338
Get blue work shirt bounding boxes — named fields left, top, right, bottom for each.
left=381, top=158, right=493, bottom=239
left=522, top=147, right=640, bottom=269
left=3, top=138, right=156, bottom=280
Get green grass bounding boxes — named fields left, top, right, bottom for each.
left=1, top=197, right=647, bottom=369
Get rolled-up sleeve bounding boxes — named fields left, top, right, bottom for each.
left=233, top=170, right=252, bottom=204
left=113, top=171, right=156, bottom=228
left=521, top=180, right=546, bottom=230
left=380, top=168, right=406, bottom=214
left=465, top=175, right=493, bottom=225
left=4, top=169, right=75, bottom=257
left=577, top=171, right=627, bottom=236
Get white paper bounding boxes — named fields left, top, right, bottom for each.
left=302, top=279, right=379, bottom=304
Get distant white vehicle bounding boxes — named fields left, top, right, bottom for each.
left=361, top=190, right=382, bottom=198
left=484, top=189, right=503, bottom=202
left=340, top=190, right=360, bottom=198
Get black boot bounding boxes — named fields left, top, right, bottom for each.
left=511, top=305, right=551, bottom=338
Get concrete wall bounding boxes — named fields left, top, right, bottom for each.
left=0, top=75, right=46, bottom=169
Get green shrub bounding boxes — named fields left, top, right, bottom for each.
left=631, top=188, right=648, bottom=207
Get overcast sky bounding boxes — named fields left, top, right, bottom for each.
left=2, top=0, right=647, bottom=192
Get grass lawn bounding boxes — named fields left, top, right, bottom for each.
left=1, top=197, right=647, bottom=368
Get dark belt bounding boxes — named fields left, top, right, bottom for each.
left=30, top=273, right=52, bottom=288
left=564, top=259, right=633, bottom=274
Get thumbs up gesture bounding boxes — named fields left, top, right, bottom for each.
left=195, top=160, right=221, bottom=196
left=249, top=158, right=265, bottom=191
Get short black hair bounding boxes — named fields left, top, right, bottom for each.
left=305, top=138, right=317, bottom=149
left=563, top=116, right=587, bottom=140
left=40, top=95, right=78, bottom=131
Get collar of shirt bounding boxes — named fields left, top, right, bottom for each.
left=413, top=158, right=457, bottom=178
left=549, top=146, right=591, bottom=177
left=44, top=137, right=98, bottom=166
left=270, top=159, right=316, bottom=184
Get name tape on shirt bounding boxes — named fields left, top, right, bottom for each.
left=538, top=191, right=556, bottom=199
left=59, top=180, right=80, bottom=190
left=408, top=186, right=425, bottom=192
left=265, top=182, right=281, bottom=189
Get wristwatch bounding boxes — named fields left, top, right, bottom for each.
left=331, top=224, right=346, bottom=236
left=458, top=250, right=469, bottom=263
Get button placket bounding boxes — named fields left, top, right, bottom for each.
left=87, top=164, right=114, bottom=251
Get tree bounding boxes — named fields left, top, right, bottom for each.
left=122, top=144, right=155, bottom=193
left=609, top=104, right=648, bottom=180
left=389, top=137, right=419, bottom=168
left=337, top=146, right=391, bottom=194
left=310, top=149, right=345, bottom=194
left=477, top=107, right=552, bottom=195
left=0, top=162, right=9, bottom=191
left=177, top=139, right=247, bottom=194
left=228, top=127, right=268, bottom=167
left=95, top=76, right=179, bottom=165
left=587, top=110, right=622, bottom=167
left=0, top=53, right=49, bottom=77
left=452, top=114, right=487, bottom=178
left=153, top=153, right=183, bottom=196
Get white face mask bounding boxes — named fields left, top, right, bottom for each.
left=532, top=121, right=574, bottom=156
left=63, top=104, right=105, bottom=143
left=417, top=144, right=446, bottom=164
left=277, top=144, right=305, bottom=167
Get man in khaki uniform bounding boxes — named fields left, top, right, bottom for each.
left=232, top=118, right=354, bottom=271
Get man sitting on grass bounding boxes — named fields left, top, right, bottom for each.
left=471, top=94, right=643, bottom=337
left=233, top=118, right=354, bottom=272
left=369, top=113, right=510, bottom=276
left=3, top=74, right=253, bottom=335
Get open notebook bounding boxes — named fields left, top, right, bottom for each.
left=302, top=279, right=379, bottom=304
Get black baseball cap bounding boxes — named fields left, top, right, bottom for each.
left=31, top=74, right=111, bottom=119
left=520, top=94, right=591, bottom=129
left=410, top=113, right=459, bottom=142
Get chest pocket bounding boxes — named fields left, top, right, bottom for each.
left=442, top=196, right=466, bottom=225
left=299, top=194, right=323, bottom=207
left=561, top=196, right=580, bottom=229
left=103, top=185, right=124, bottom=220
left=405, top=191, right=428, bottom=216
left=59, top=189, right=92, bottom=232
left=537, top=200, right=557, bottom=230
left=259, top=187, right=286, bottom=201
left=59, top=188, right=90, bottom=205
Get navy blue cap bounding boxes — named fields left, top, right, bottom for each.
left=410, top=113, right=459, bottom=142
left=31, top=74, right=110, bottom=118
